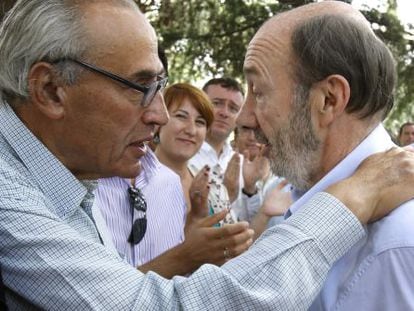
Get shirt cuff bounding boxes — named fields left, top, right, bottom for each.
left=286, top=192, right=366, bottom=265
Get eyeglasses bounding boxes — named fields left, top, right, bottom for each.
left=127, top=185, right=147, bottom=245
left=54, top=58, right=168, bottom=107
left=237, top=126, right=255, bottom=136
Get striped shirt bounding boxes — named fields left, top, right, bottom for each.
left=95, top=149, right=187, bottom=267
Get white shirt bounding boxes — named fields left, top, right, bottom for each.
left=190, top=141, right=263, bottom=221
left=189, top=140, right=236, bottom=173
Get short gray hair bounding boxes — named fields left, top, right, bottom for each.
left=0, top=0, right=138, bottom=102
left=291, top=14, right=396, bottom=120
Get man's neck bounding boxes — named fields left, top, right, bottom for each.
left=312, top=120, right=379, bottom=186
left=206, top=135, right=226, bottom=157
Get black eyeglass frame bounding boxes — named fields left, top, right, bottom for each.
left=52, top=58, right=168, bottom=107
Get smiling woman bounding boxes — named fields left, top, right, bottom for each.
left=154, top=83, right=214, bottom=209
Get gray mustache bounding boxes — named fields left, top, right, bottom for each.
left=254, top=129, right=269, bottom=145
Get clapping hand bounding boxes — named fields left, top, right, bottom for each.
left=223, top=153, right=241, bottom=203
left=188, top=165, right=211, bottom=219
left=242, top=146, right=270, bottom=194
left=260, top=179, right=292, bottom=217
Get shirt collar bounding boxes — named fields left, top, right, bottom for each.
left=0, top=101, right=88, bottom=219
left=128, top=147, right=160, bottom=189
left=289, top=124, right=394, bottom=215
left=201, top=140, right=234, bottom=160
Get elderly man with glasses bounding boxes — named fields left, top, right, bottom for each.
left=1, top=0, right=414, bottom=310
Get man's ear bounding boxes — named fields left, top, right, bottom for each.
left=28, top=62, right=66, bottom=119
left=311, top=74, right=350, bottom=128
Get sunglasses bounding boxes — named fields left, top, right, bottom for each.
left=127, top=185, right=147, bottom=245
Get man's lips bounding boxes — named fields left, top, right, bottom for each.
left=246, top=143, right=261, bottom=149
left=129, top=136, right=153, bottom=152
left=254, top=129, right=269, bottom=145
left=214, top=120, right=229, bottom=127
left=129, top=141, right=147, bottom=153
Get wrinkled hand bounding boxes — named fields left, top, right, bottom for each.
left=188, top=165, right=210, bottom=219
left=183, top=211, right=254, bottom=266
left=242, top=148, right=270, bottom=193
left=223, top=153, right=240, bottom=203
left=260, top=179, right=292, bottom=217
left=326, top=147, right=414, bottom=224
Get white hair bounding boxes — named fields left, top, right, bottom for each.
left=0, top=0, right=138, bottom=102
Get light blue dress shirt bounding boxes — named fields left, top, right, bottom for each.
left=0, top=101, right=365, bottom=310
left=288, top=125, right=414, bottom=311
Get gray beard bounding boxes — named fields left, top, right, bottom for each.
left=268, top=86, right=321, bottom=191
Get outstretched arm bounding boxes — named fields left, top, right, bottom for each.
left=3, top=148, right=414, bottom=309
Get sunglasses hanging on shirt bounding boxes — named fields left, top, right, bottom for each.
left=127, top=179, right=147, bottom=245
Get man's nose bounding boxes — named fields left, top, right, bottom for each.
left=147, top=92, right=169, bottom=126
left=236, top=95, right=258, bottom=129
left=217, top=105, right=230, bottom=118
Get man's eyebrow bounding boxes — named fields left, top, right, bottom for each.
left=244, top=69, right=256, bottom=77
left=128, top=69, right=166, bottom=80
left=243, top=64, right=259, bottom=76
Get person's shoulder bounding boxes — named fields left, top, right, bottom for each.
left=369, top=200, right=414, bottom=253
left=0, top=153, right=44, bottom=211
left=0, top=146, right=29, bottom=187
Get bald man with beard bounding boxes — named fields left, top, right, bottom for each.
left=240, top=1, right=414, bottom=310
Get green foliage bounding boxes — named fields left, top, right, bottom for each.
left=138, top=0, right=289, bottom=83
left=138, top=0, right=414, bottom=132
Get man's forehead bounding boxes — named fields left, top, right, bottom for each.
left=252, top=0, right=368, bottom=52
left=403, top=125, right=414, bottom=131
left=244, top=1, right=368, bottom=82
left=247, top=2, right=355, bottom=57
left=81, top=2, right=162, bottom=75
left=82, top=3, right=156, bottom=54
left=206, top=85, right=243, bottom=101
left=244, top=34, right=292, bottom=85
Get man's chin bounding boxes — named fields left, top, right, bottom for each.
left=208, top=129, right=232, bottom=143
left=111, top=159, right=142, bottom=179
